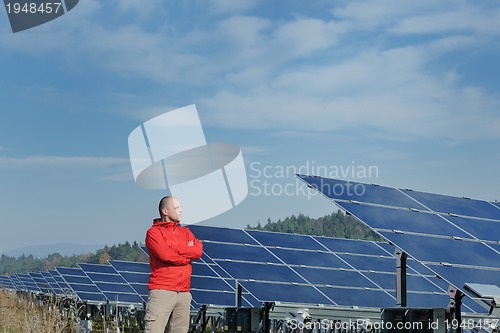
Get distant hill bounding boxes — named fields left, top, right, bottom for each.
left=4, top=243, right=104, bottom=259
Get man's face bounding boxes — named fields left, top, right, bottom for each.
left=165, top=197, right=183, bottom=222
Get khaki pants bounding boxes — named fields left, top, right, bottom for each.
left=144, top=290, right=192, bottom=333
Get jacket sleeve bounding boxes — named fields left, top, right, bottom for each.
left=177, top=228, right=203, bottom=260
left=146, top=228, right=191, bottom=266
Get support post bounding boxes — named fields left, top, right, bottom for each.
left=395, top=248, right=407, bottom=307
left=262, top=302, right=273, bottom=333
left=235, top=281, right=242, bottom=307
left=448, top=286, right=463, bottom=333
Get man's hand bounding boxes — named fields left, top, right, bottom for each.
left=187, top=240, right=194, bottom=246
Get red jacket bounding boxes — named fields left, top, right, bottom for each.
left=145, top=219, right=203, bottom=292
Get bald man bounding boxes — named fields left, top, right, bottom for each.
left=144, top=196, right=203, bottom=333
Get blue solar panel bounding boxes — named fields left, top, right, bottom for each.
left=203, top=242, right=280, bottom=263
left=379, top=232, right=500, bottom=269
left=79, top=263, right=117, bottom=274
left=190, top=290, right=256, bottom=307
left=297, top=175, right=427, bottom=210
left=115, top=271, right=148, bottom=284
left=299, top=175, right=500, bottom=313
left=48, top=269, right=69, bottom=289
left=402, top=292, right=450, bottom=309
left=215, top=261, right=305, bottom=284
left=338, top=253, right=395, bottom=273
left=241, top=281, right=333, bottom=305
left=17, top=273, right=41, bottom=293
left=364, top=272, right=443, bottom=293
left=293, top=267, right=377, bottom=289
left=86, top=272, right=127, bottom=284
left=317, top=286, right=395, bottom=308
left=0, top=276, right=14, bottom=289
left=78, top=263, right=143, bottom=305
left=30, top=272, right=52, bottom=294
left=191, top=262, right=223, bottom=277
left=189, top=225, right=258, bottom=245
left=427, top=264, right=500, bottom=290
left=196, top=225, right=473, bottom=310
left=246, top=230, right=324, bottom=250
left=56, top=266, right=105, bottom=303
left=337, top=202, right=472, bottom=239
left=191, top=276, right=233, bottom=292
left=109, top=260, right=149, bottom=274
left=109, top=258, right=243, bottom=307
left=41, top=271, right=63, bottom=295
left=402, top=189, right=500, bottom=220
left=314, top=235, right=389, bottom=256
left=444, top=215, right=500, bottom=242
left=109, top=260, right=149, bottom=303
left=10, top=275, right=25, bottom=290
left=268, top=248, right=351, bottom=269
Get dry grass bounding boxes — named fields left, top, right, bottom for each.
left=0, top=290, right=80, bottom=333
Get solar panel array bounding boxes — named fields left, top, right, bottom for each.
left=297, top=174, right=500, bottom=313
left=0, top=224, right=491, bottom=313
left=189, top=225, right=485, bottom=313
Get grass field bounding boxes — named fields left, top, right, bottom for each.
left=0, top=290, right=80, bottom=333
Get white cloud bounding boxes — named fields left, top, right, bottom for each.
left=272, top=18, right=340, bottom=57
left=201, top=44, right=500, bottom=141
left=391, top=6, right=500, bottom=35
left=3, top=0, right=499, bottom=143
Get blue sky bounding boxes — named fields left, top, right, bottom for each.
left=1, top=0, right=499, bottom=255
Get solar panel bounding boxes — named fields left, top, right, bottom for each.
left=9, top=274, right=24, bottom=290
left=203, top=242, right=280, bottom=263
left=298, top=174, right=500, bottom=313
left=240, top=281, right=333, bottom=305
left=246, top=230, right=324, bottom=250
left=401, top=189, right=500, bottom=220
left=189, top=225, right=258, bottom=245
left=29, top=272, right=52, bottom=294
left=16, top=273, right=41, bottom=293
left=193, top=225, right=465, bottom=310
left=56, top=266, right=106, bottom=304
left=444, top=215, right=500, bottom=242
left=268, top=248, right=350, bottom=268
left=48, top=269, right=70, bottom=291
left=313, top=236, right=389, bottom=256
left=108, top=260, right=150, bottom=303
left=78, top=263, right=143, bottom=305
left=336, top=202, right=471, bottom=238
left=0, top=276, right=15, bottom=289
left=378, top=232, right=499, bottom=268
left=108, top=258, right=256, bottom=308
left=317, top=286, right=395, bottom=308
left=298, top=175, right=427, bottom=210
left=41, top=271, right=63, bottom=295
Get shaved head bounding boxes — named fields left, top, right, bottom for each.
left=158, top=196, right=183, bottom=222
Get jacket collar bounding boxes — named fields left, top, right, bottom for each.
left=152, top=218, right=180, bottom=227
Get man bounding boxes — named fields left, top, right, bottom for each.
left=144, top=196, right=203, bottom=333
